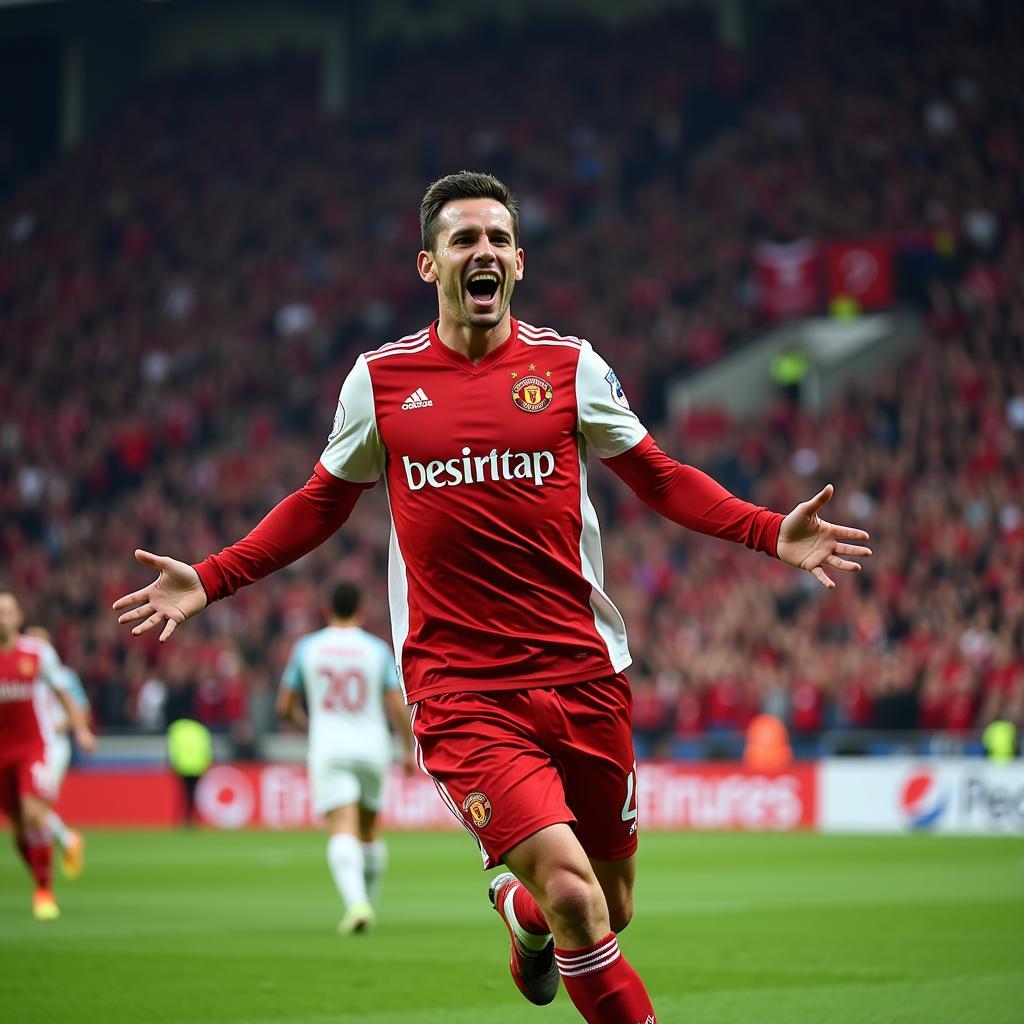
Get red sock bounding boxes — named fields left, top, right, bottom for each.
left=512, top=882, right=551, bottom=936
left=24, top=829, right=53, bottom=890
left=555, top=933, right=656, bottom=1024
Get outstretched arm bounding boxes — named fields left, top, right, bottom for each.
left=604, top=435, right=784, bottom=555
left=113, top=464, right=371, bottom=642
left=604, top=436, right=870, bottom=586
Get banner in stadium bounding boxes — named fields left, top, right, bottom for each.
left=822, top=239, right=894, bottom=309
left=819, top=759, right=1024, bottom=835
left=753, top=239, right=822, bottom=321
left=50, top=762, right=818, bottom=831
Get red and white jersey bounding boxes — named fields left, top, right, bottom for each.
left=0, top=636, right=67, bottom=758
left=319, top=319, right=648, bottom=703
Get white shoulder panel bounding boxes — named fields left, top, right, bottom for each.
left=319, top=355, right=386, bottom=483
left=575, top=340, right=647, bottom=459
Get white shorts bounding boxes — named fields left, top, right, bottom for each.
left=44, top=734, right=73, bottom=794
left=309, top=758, right=388, bottom=817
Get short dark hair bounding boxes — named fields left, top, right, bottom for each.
left=330, top=580, right=361, bottom=620
left=420, top=170, right=519, bottom=252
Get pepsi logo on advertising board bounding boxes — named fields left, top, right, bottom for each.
left=898, top=770, right=950, bottom=830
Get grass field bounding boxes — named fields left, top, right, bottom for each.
left=2, top=830, right=1022, bottom=1024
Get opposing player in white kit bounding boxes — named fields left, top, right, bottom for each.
left=24, top=625, right=89, bottom=879
left=277, top=581, right=414, bottom=934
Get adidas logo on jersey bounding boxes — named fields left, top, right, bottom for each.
left=401, top=388, right=433, bottom=410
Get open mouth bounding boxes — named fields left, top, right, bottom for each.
left=465, top=271, right=500, bottom=308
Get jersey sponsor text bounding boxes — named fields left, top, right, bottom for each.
left=402, top=446, right=556, bottom=491
left=0, top=682, right=35, bottom=701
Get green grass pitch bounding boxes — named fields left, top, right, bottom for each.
left=2, top=830, right=1021, bottom=1023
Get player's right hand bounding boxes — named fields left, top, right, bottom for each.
left=112, top=549, right=208, bottom=643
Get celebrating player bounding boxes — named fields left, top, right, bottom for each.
left=1, top=589, right=96, bottom=919
left=113, top=172, right=870, bottom=1023
left=276, top=580, right=414, bottom=934
left=23, top=625, right=90, bottom=880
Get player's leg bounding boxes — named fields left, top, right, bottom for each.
left=412, top=689, right=656, bottom=1020
left=46, top=808, right=72, bottom=850
left=2, top=769, right=31, bottom=873
left=314, top=762, right=373, bottom=932
left=502, top=823, right=608, bottom=945
left=503, top=826, right=654, bottom=1023
left=588, top=854, right=635, bottom=935
left=494, top=848, right=636, bottom=951
left=20, top=791, right=58, bottom=919
left=354, top=761, right=388, bottom=907
left=45, top=734, right=85, bottom=878
left=356, top=804, right=387, bottom=906
left=412, top=692, right=567, bottom=1004
left=540, top=675, right=655, bottom=1022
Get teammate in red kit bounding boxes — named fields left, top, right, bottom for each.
left=113, top=172, right=871, bottom=1023
left=0, top=588, right=96, bottom=919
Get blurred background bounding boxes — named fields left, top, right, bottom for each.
left=1, top=0, right=1021, bottom=784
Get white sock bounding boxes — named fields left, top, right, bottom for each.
left=46, top=811, right=72, bottom=851
left=504, top=884, right=552, bottom=951
left=362, top=840, right=388, bottom=906
left=327, top=833, right=368, bottom=909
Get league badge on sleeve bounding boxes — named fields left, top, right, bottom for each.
left=328, top=399, right=346, bottom=441
left=605, top=370, right=630, bottom=410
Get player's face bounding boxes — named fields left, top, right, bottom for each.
left=419, top=199, right=524, bottom=330
left=0, top=594, right=23, bottom=643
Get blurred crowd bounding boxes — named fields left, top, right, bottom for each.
left=0, top=0, right=1021, bottom=751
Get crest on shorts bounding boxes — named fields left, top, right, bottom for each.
left=511, top=375, right=553, bottom=413
left=463, top=790, right=492, bottom=828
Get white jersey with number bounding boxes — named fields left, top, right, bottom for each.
left=281, top=626, right=398, bottom=766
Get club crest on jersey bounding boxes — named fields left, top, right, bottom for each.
left=18, top=656, right=34, bottom=676
left=463, top=790, right=492, bottom=828
left=605, top=370, right=630, bottom=409
left=512, top=375, right=553, bottom=413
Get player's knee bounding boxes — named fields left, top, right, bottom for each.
left=539, top=870, right=604, bottom=930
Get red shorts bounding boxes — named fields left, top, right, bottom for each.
left=0, top=746, right=54, bottom=816
left=412, top=673, right=638, bottom=869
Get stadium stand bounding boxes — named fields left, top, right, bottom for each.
left=1, top=0, right=1021, bottom=753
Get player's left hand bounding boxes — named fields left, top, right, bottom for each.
left=776, top=484, right=871, bottom=589
left=401, top=750, right=416, bottom=777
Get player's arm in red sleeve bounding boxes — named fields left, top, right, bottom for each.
left=193, top=462, right=371, bottom=601
left=604, top=435, right=871, bottom=587
left=112, top=463, right=371, bottom=641
left=603, top=434, right=783, bottom=555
